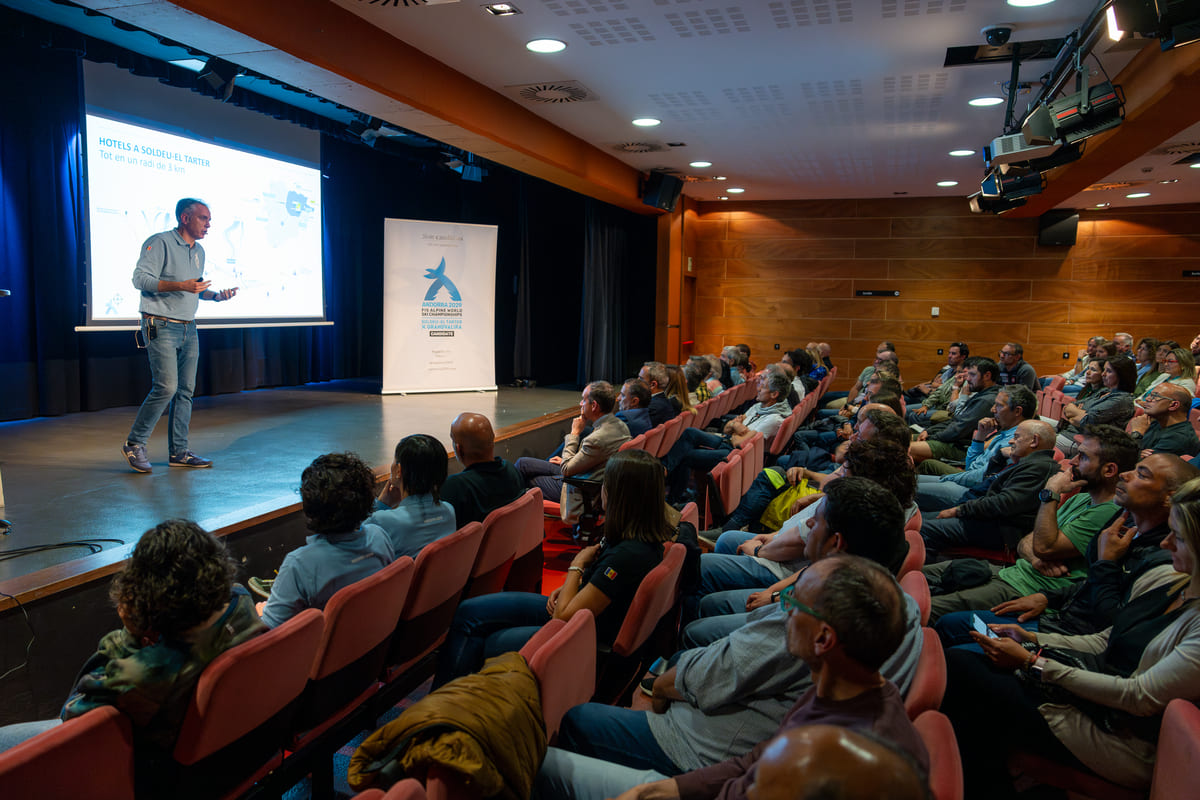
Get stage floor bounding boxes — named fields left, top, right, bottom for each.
left=0, top=380, right=578, bottom=581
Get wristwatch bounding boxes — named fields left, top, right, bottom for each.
left=1038, top=489, right=1061, bottom=504
left=1028, top=656, right=1047, bottom=681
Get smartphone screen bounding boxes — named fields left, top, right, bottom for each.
left=973, top=614, right=999, bottom=639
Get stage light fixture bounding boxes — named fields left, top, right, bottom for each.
left=998, top=142, right=1083, bottom=175
left=968, top=191, right=1028, bottom=214
left=348, top=115, right=384, bottom=145
left=981, top=167, right=1045, bottom=200
left=1022, top=81, right=1124, bottom=147
left=197, top=57, right=239, bottom=102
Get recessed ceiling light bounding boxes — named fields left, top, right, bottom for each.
left=1094, top=202, right=1111, bottom=208
left=1159, top=178, right=1179, bottom=184
left=168, top=58, right=208, bottom=72
left=1007, top=0, right=1055, bottom=7
left=484, top=3, right=521, bottom=15
left=1191, top=164, right=1200, bottom=169
left=526, top=38, right=566, bottom=53
left=727, top=187, right=745, bottom=194
left=937, top=180, right=959, bottom=187
left=949, top=149, right=976, bottom=157
left=718, top=196, right=729, bottom=201
left=1126, top=192, right=1151, bottom=199
left=631, top=117, right=661, bottom=127
left=969, top=96, right=1005, bottom=107
left=689, top=161, right=713, bottom=168
left=714, top=176, right=728, bottom=181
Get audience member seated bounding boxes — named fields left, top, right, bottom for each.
left=1113, top=331, right=1134, bottom=356
left=1139, top=346, right=1197, bottom=401
left=781, top=348, right=818, bottom=396
left=665, top=365, right=696, bottom=419
left=816, top=342, right=833, bottom=371
left=703, top=354, right=727, bottom=396
left=919, top=419, right=1060, bottom=560
left=1135, top=340, right=1179, bottom=397
left=1053, top=335, right=1104, bottom=395
left=942, top=475, right=1200, bottom=797
left=906, top=362, right=968, bottom=427
left=259, top=452, right=395, bottom=626
left=684, top=357, right=711, bottom=405
left=441, top=412, right=526, bottom=528
left=366, top=434, right=457, bottom=559
left=1130, top=383, right=1200, bottom=458
left=910, top=357, right=1002, bottom=465
left=922, top=425, right=1133, bottom=623
left=535, top=550, right=927, bottom=800
left=718, top=406, right=911, bottom=534
left=663, top=365, right=791, bottom=503
left=640, top=362, right=679, bottom=424
left=904, top=342, right=967, bottom=404
left=433, top=449, right=670, bottom=687
left=1133, top=336, right=1160, bottom=387
left=823, top=341, right=895, bottom=409
left=778, top=362, right=803, bottom=407
left=720, top=346, right=745, bottom=388
left=1055, top=355, right=1137, bottom=455
left=0, top=519, right=266, bottom=775
left=936, top=453, right=1199, bottom=644
left=996, top=342, right=1038, bottom=392
left=516, top=381, right=630, bottom=521
left=696, top=440, right=917, bottom=612
left=1070, top=356, right=1108, bottom=403
left=615, top=378, right=654, bottom=437
left=916, top=385, right=1035, bottom=510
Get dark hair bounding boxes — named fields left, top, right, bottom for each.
left=871, top=376, right=902, bottom=397
left=624, top=377, right=652, bottom=408
left=110, top=519, right=238, bottom=638
left=586, top=380, right=618, bottom=414
left=395, top=434, right=449, bottom=500
left=998, top=384, right=1037, bottom=420
left=736, top=343, right=752, bottom=357
left=866, top=391, right=904, bottom=417
left=601, top=449, right=674, bottom=546
left=822, top=477, right=907, bottom=575
left=175, top=197, right=207, bottom=223
left=1096, top=342, right=1119, bottom=358
left=965, top=356, right=1000, bottom=383
left=843, top=440, right=916, bottom=509
left=302, top=452, right=379, bottom=534
left=812, top=553, right=908, bottom=671
left=683, top=364, right=703, bottom=393
left=862, top=407, right=912, bottom=448
left=879, top=342, right=896, bottom=352
left=687, top=355, right=712, bottom=379
left=950, top=342, right=969, bottom=356
left=1006, top=342, right=1025, bottom=357
left=785, top=348, right=814, bottom=374
left=1160, top=340, right=1181, bottom=352
left=1078, top=424, right=1139, bottom=474
left=1137, top=337, right=1159, bottom=355
left=1105, top=354, right=1138, bottom=393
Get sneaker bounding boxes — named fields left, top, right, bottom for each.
left=248, top=576, right=274, bottom=599
left=169, top=451, right=212, bottom=468
left=122, top=443, right=152, bottom=473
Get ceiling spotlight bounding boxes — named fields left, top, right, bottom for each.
left=727, top=187, right=745, bottom=194
left=526, top=38, right=566, bottom=53
left=969, top=96, right=1005, bottom=107
left=949, top=149, right=976, bottom=157
left=689, top=161, right=713, bottom=168
left=715, top=176, right=728, bottom=181
left=1007, top=0, right=1055, bottom=7
left=1159, top=178, right=1179, bottom=184
left=937, top=180, right=959, bottom=187
left=484, top=3, right=521, bottom=15
left=1095, top=202, right=1111, bottom=208
left=719, top=196, right=729, bottom=201
left=1126, top=192, right=1151, bottom=198
left=632, top=117, right=661, bottom=127
left=1192, top=164, right=1200, bottom=169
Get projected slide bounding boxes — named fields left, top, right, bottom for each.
left=85, top=114, right=324, bottom=324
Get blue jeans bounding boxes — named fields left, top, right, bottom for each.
left=128, top=317, right=199, bottom=455
left=698, top=553, right=777, bottom=596
left=683, top=608, right=749, bottom=646
left=0, top=718, right=61, bottom=753
left=557, top=703, right=680, bottom=775
left=916, top=475, right=970, bottom=512
left=663, top=428, right=732, bottom=500
left=935, top=609, right=1040, bottom=655
left=714, top=531, right=755, bottom=554
left=433, top=592, right=549, bottom=687
left=535, top=748, right=667, bottom=800
left=516, top=457, right=563, bottom=503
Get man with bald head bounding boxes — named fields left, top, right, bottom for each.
left=1128, top=382, right=1200, bottom=458
left=440, top=412, right=525, bottom=528
left=919, top=419, right=1060, bottom=560
left=748, top=726, right=928, bottom=800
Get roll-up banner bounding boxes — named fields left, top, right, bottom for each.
left=381, top=219, right=498, bottom=394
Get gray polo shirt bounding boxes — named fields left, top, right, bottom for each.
left=132, top=228, right=204, bottom=321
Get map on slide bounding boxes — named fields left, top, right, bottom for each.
left=85, top=114, right=324, bottom=323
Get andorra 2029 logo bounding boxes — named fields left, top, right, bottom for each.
left=421, top=257, right=462, bottom=337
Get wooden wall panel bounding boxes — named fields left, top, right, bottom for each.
left=685, top=199, right=1200, bottom=389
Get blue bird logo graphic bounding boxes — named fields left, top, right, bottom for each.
left=423, top=258, right=462, bottom=301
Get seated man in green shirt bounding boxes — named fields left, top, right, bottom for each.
left=923, top=425, right=1138, bottom=625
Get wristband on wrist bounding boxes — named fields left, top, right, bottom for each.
left=753, top=543, right=763, bottom=557
left=566, top=566, right=585, bottom=577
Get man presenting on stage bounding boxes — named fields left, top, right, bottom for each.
left=121, top=198, right=237, bottom=473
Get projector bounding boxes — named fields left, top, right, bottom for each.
left=987, top=133, right=1060, bottom=167
left=1022, top=82, right=1124, bottom=147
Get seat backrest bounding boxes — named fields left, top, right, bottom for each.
left=508, top=488, right=545, bottom=561
left=619, top=432, right=647, bottom=452
left=739, top=434, right=759, bottom=488
left=704, top=452, right=742, bottom=529
left=523, top=610, right=597, bottom=740
left=899, top=570, right=931, bottom=626
left=900, top=528, right=926, bottom=577
left=611, top=542, right=687, bottom=657
left=469, top=490, right=542, bottom=597
left=680, top=501, right=699, bottom=530
left=311, top=556, right=415, bottom=681
left=905, top=509, right=923, bottom=532
left=0, top=706, right=135, bottom=800
left=401, top=522, right=485, bottom=621
left=904, top=628, right=947, bottom=721
left=1046, top=375, right=1066, bottom=392
left=386, top=777, right=430, bottom=800
left=642, top=424, right=667, bottom=458
left=174, top=608, right=325, bottom=764
left=658, top=415, right=687, bottom=457
left=913, top=711, right=964, bottom=800
left=1150, top=699, right=1200, bottom=800
left=769, top=408, right=803, bottom=456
